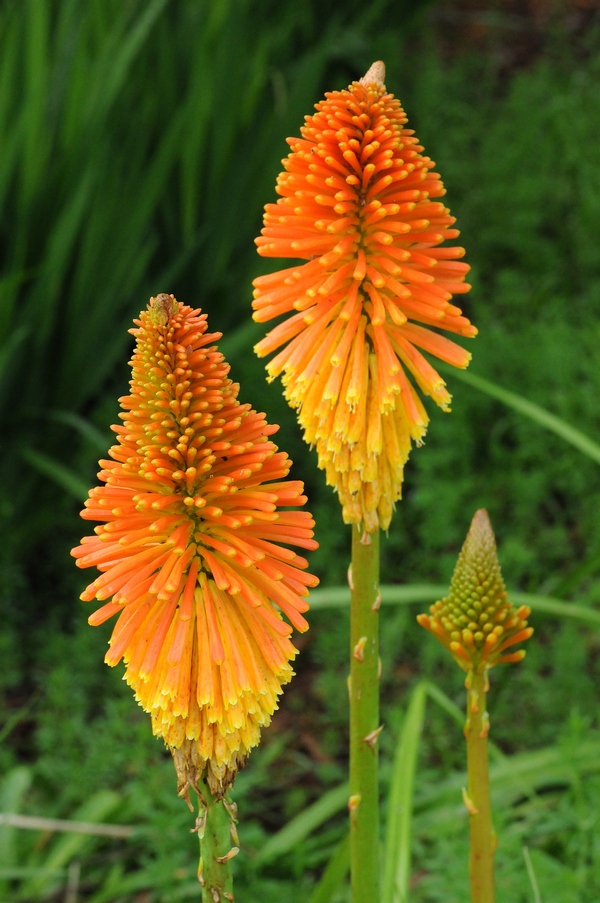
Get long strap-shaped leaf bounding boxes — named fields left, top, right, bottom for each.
left=253, top=783, right=350, bottom=867
left=382, top=682, right=428, bottom=903
left=446, top=367, right=600, bottom=465
left=309, top=585, right=600, bottom=627
left=255, top=682, right=600, bottom=900
left=308, top=835, right=350, bottom=903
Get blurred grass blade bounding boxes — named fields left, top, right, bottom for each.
left=0, top=867, right=65, bottom=880
left=20, top=790, right=121, bottom=899
left=87, top=0, right=169, bottom=126
left=44, top=410, right=109, bottom=452
left=0, top=813, right=134, bottom=838
left=0, top=324, right=28, bottom=382
left=523, top=846, right=543, bottom=903
left=423, top=682, right=506, bottom=765
left=22, top=0, right=50, bottom=207
left=309, top=585, right=444, bottom=610
left=0, top=692, right=39, bottom=746
left=447, top=367, right=600, bottom=465
left=310, top=585, right=600, bottom=626
left=218, top=320, right=264, bottom=361
left=21, top=448, right=88, bottom=501
left=34, top=166, right=96, bottom=349
left=0, top=767, right=32, bottom=874
left=84, top=865, right=157, bottom=903
left=254, top=783, right=349, bottom=867
left=308, top=834, right=350, bottom=903
left=509, top=591, right=600, bottom=626
left=423, top=681, right=463, bottom=730
left=382, top=682, right=427, bottom=903
left=415, top=738, right=600, bottom=823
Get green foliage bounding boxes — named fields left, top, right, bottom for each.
left=382, top=682, right=427, bottom=903
left=2, top=2, right=600, bottom=901
left=374, top=42, right=600, bottom=592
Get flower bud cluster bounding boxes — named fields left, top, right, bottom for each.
left=418, top=509, right=533, bottom=671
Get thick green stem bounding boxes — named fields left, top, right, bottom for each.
left=349, top=524, right=381, bottom=903
left=464, top=669, right=495, bottom=903
left=197, top=779, right=238, bottom=903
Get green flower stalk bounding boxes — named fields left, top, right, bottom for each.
left=196, top=780, right=238, bottom=903
left=418, top=509, right=533, bottom=902
left=349, top=526, right=381, bottom=900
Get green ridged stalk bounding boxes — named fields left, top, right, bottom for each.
left=464, top=669, right=495, bottom=903
left=197, top=779, right=238, bottom=903
left=418, top=510, right=533, bottom=903
left=349, top=525, right=381, bottom=903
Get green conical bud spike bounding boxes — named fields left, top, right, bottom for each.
left=417, top=509, right=533, bottom=671
left=445, top=508, right=507, bottom=650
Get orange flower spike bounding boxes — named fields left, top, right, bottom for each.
left=253, top=61, right=476, bottom=531
left=417, top=509, right=533, bottom=672
left=72, top=294, right=319, bottom=799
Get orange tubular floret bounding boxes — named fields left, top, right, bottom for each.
left=253, top=62, right=477, bottom=531
left=71, top=294, right=319, bottom=798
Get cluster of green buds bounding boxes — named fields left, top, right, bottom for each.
left=417, top=509, right=533, bottom=672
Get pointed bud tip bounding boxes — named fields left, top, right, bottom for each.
left=148, top=293, right=179, bottom=326
left=462, top=508, right=497, bottom=565
left=468, top=507, right=493, bottom=540
left=359, top=61, right=386, bottom=89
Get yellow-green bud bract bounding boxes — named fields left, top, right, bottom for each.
left=417, top=509, right=533, bottom=671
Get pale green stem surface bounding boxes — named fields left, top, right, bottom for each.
left=349, top=525, right=381, bottom=903
left=465, top=669, right=495, bottom=903
left=197, top=779, right=237, bottom=903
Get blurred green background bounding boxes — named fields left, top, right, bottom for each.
left=2, top=0, right=600, bottom=900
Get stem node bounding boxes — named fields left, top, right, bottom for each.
left=216, top=846, right=239, bottom=864
left=348, top=793, right=361, bottom=812
left=353, top=636, right=368, bottom=661
left=363, top=725, right=383, bottom=750
left=462, top=787, right=479, bottom=816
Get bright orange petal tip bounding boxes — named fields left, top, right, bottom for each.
left=253, top=62, right=476, bottom=531
left=72, top=294, right=319, bottom=798
left=417, top=509, right=533, bottom=672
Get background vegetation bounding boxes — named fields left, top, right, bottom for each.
left=1, top=0, right=600, bottom=900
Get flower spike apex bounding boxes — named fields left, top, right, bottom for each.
left=360, top=61, right=386, bottom=88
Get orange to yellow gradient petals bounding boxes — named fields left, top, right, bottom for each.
left=253, top=61, right=476, bottom=532
left=71, top=295, right=318, bottom=798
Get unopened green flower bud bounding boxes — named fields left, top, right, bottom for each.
left=417, top=509, right=533, bottom=672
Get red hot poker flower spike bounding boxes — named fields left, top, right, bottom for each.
left=253, top=61, right=476, bottom=532
left=417, top=509, right=533, bottom=672
left=71, top=295, right=319, bottom=798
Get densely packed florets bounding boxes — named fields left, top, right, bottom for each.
left=253, top=62, right=475, bottom=531
left=72, top=295, right=318, bottom=796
